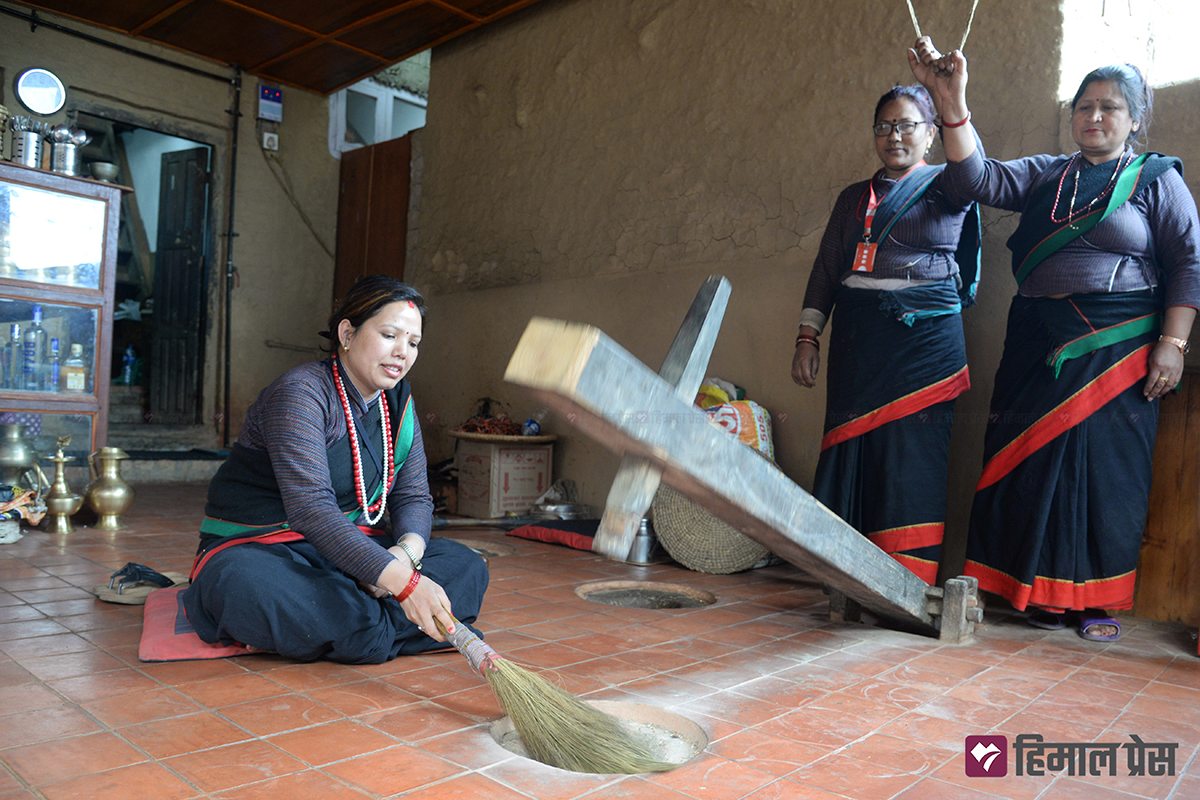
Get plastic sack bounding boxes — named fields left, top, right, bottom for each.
left=703, top=400, right=774, bottom=461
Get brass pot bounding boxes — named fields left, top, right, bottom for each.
left=84, top=446, right=134, bottom=529
left=0, top=423, right=34, bottom=486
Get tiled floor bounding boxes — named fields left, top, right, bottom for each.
left=1, top=483, right=1198, bottom=799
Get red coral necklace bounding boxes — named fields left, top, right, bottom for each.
left=332, top=356, right=393, bottom=526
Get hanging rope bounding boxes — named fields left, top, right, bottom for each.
left=905, top=0, right=981, bottom=51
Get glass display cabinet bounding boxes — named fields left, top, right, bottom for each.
left=0, top=161, right=118, bottom=463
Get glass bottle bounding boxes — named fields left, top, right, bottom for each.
left=62, top=343, right=87, bottom=394
left=8, top=323, right=20, bottom=390
left=47, top=337, right=60, bottom=393
left=23, top=304, right=46, bottom=391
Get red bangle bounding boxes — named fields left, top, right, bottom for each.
left=395, top=570, right=421, bottom=602
left=941, top=111, right=971, bottom=129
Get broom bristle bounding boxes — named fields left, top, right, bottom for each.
left=487, top=659, right=676, bottom=774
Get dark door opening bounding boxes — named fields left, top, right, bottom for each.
left=74, top=114, right=212, bottom=426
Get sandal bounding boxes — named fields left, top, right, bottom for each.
left=1027, top=609, right=1067, bottom=630
left=1078, top=615, right=1121, bottom=642
left=94, top=562, right=188, bottom=605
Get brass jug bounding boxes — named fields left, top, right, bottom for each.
left=84, top=446, right=135, bottom=529
left=0, top=422, right=34, bottom=486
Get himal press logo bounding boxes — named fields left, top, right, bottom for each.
left=965, top=735, right=1008, bottom=777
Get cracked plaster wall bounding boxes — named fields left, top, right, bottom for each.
left=407, top=0, right=1200, bottom=576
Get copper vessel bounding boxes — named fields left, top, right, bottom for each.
left=84, top=446, right=134, bottom=529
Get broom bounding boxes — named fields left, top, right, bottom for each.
left=436, top=614, right=676, bottom=773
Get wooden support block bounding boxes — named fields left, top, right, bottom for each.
left=594, top=275, right=731, bottom=561
left=505, top=317, right=938, bottom=634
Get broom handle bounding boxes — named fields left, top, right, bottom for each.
left=434, top=614, right=502, bottom=676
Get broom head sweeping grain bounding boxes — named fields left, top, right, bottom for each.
left=438, top=615, right=676, bottom=773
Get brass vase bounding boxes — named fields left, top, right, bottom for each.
left=0, top=422, right=34, bottom=486
left=43, top=443, right=83, bottom=534
left=84, top=446, right=135, bottom=530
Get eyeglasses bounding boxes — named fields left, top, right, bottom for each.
left=873, top=121, right=926, bottom=137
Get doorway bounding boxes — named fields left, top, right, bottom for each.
left=74, top=114, right=213, bottom=426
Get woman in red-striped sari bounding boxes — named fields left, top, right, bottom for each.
left=912, top=39, right=1200, bottom=641
left=792, top=84, right=981, bottom=584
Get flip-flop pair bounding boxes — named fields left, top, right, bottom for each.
left=94, top=562, right=189, bottom=605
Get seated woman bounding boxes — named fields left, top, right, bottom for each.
left=182, top=276, right=488, bottom=663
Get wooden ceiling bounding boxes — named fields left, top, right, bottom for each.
left=20, top=0, right=550, bottom=94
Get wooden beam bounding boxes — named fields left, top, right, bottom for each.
left=594, top=276, right=730, bottom=561
left=505, top=317, right=938, bottom=634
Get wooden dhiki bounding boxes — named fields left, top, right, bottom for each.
left=504, top=315, right=984, bottom=641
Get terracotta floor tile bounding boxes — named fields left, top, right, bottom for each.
left=163, top=739, right=307, bottom=793
left=266, top=719, right=397, bottom=765
left=994, top=709, right=1109, bottom=746
left=572, top=776, right=695, bottom=799
left=679, top=687, right=791, bottom=727
left=306, top=678, right=421, bottom=717
left=917, top=694, right=1022, bottom=730
left=1018, top=693, right=1127, bottom=731
left=0, top=623, right=71, bottom=647
left=217, top=694, right=343, bottom=736
left=786, top=753, right=922, bottom=799
left=891, top=776, right=1013, bottom=799
left=1154, top=656, right=1200, bottom=689
left=616, top=672, right=718, bottom=706
left=362, top=700, right=479, bottom=742
left=758, top=707, right=880, bottom=748
left=323, top=743, right=462, bottom=795
left=47, top=666, right=160, bottom=703
left=211, top=768, right=373, bottom=799
left=0, top=605, right=46, bottom=623
left=14, top=649, right=126, bottom=681
left=876, top=712, right=980, bottom=751
left=1, top=732, right=148, bottom=785
left=646, top=751, right=780, bottom=800
left=902, top=650, right=993, bottom=679
left=82, top=686, right=202, bottom=727
left=0, top=632, right=91, bottom=660
left=391, top=771, right=535, bottom=799
left=384, top=662, right=491, bottom=698
left=121, top=711, right=254, bottom=759
left=0, top=682, right=64, bottom=715
left=35, top=761, right=199, bottom=800
left=482, top=757, right=622, bottom=800
left=839, top=732, right=959, bottom=776
left=0, top=704, right=100, bottom=745
left=177, top=672, right=291, bottom=708
left=255, top=661, right=365, bottom=692
left=138, top=657, right=251, bottom=685
left=707, top=728, right=833, bottom=777
left=413, top=726, right=518, bottom=770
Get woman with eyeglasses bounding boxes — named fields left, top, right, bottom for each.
left=791, top=84, right=981, bottom=584
left=910, top=38, right=1199, bottom=642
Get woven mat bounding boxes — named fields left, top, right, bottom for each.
left=651, top=485, right=769, bottom=574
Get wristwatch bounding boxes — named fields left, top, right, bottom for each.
left=398, top=541, right=423, bottom=572
left=1159, top=335, right=1191, bottom=355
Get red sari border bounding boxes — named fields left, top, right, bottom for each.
left=975, top=344, right=1150, bottom=491
left=821, top=365, right=970, bottom=451
left=867, top=523, right=944, bottom=553
left=964, top=560, right=1135, bottom=611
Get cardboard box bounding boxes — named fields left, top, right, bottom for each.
left=455, top=439, right=553, bottom=518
